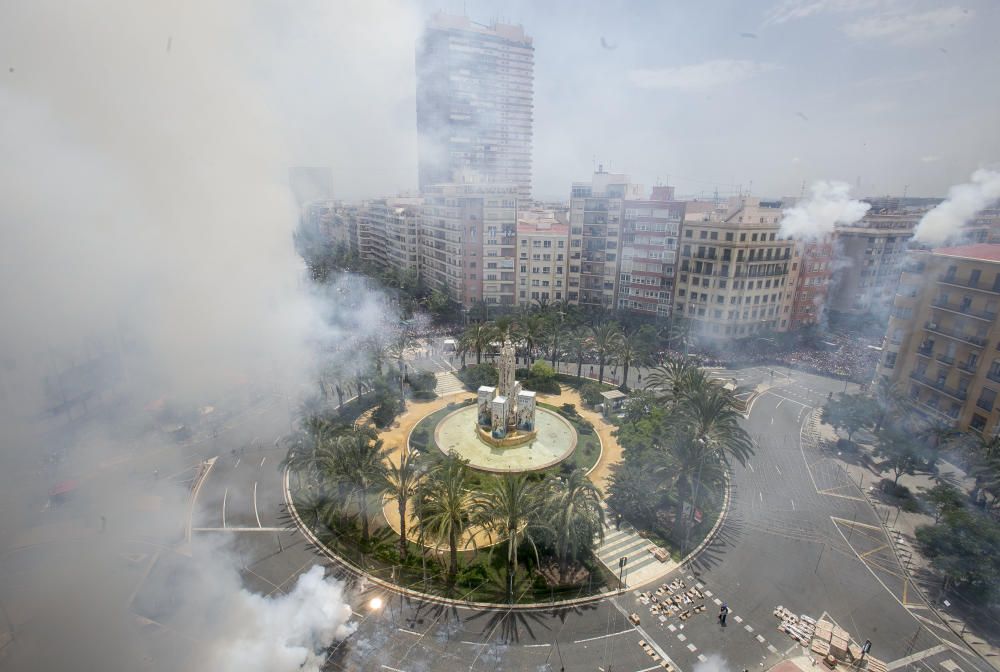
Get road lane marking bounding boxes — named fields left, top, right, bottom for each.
left=260, top=456, right=266, bottom=469
left=790, top=499, right=796, bottom=511
left=759, top=491, right=763, bottom=502
left=775, top=465, right=782, bottom=476
left=193, top=526, right=294, bottom=532
left=222, top=487, right=228, bottom=528
left=523, top=643, right=550, bottom=648
left=771, top=417, right=774, bottom=425
left=887, top=645, right=947, bottom=670
left=397, top=628, right=420, bottom=636
left=253, top=481, right=262, bottom=527
left=382, top=666, right=408, bottom=672
left=748, top=462, right=754, bottom=473
left=574, top=629, right=634, bottom=644
left=234, top=457, right=240, bottom=469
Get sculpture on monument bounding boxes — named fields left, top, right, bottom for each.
left=477, top=337, right=537, bottom=443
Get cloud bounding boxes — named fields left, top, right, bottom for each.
left=780, top=180, right=871, bottom=240
left=628, top=60, right=779, bottom=91
left=844, top=6, right=973, bottom=45
left=914, top=168, right=1000, bottom=245
left=763, top=0, right=879, bottom=26
left=921, top=155, right=942, bottom=163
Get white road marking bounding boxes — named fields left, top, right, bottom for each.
left=397, top=628, right=420, bottom=636
left=523, top=643, right=550, bottom=648
left=734, top=615, right=743, bottom=623
left=775, top=398, right=784, bottom=409
left=234, top=457, right=240, bottom=469
left=745, top=624, right=754, bottom=632
left=748, top=462, right=755, bottom=473
left=768, top=644, right=778, bottom=653
left=381, top=666, right=408, bottom=672
left=759, top=491, right=763, bottom=502
left=770, top=417, right=775, bottom=425
left=887, top=645, right=948, bottom=670
left=790, top=499, right=796, bottom=511
left=222, top=487, right=228, bottom=528
left=193, top=526, right=293, bottom=532
left=698, top=654, right=709, bottom=662
left=687, top=643, right=698, bottom=652
left=260, top=456, right=266, bottom=468
left=677, top=633, right=687, bottom=641
left=573, top=628, right=634, bottom=644
left=756, top=634, right=766, bottom=643
left=775, top=465, right=782, bottom=476
left=253, top=481, right=262, bottom=528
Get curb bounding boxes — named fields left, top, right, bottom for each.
left=680, top=465, right=732, bottom=572
left=282, top=466, right=624, bottom=611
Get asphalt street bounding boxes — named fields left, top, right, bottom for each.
left=6, top=344, right=991, bottom=672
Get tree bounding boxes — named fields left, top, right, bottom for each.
left=923, top=483, right=964, bottom=523
left=915, top=507, right=1000, bottom=598
left=544, top=469, right=605, bottom=583
left=319, top=429, right=389, bottom=545
left=821, top=392, right=875, bottom=443
left=578, top=381, right=605, bottom=407
left=591, top=322, right=623, bottom=384
left=665, top=315, right=694, bottom=354
left=678, top=383, right=755, bottom=468
left=568, top=326, right=591, bottom=378
left=644, top=356, right=710, bottom=407
left=473, top=473, right=547, bottom=598
left=873, top=377, right=910, bottom=433
left=654, top=428, right=727, bottom=544
left=515, top=313, right=547, bottom=366
left=874, top=427, right=930, bottom=486
left=415, top=454, right=475, bottom=584
left=607, top=460, right=663, bottom=530
left=422, top=289, right=451, bottom=322
left=382, top=448, right=426, bottom=562
left=460, top=323, right=495, bottom=365
left=615, top=326, right=655, bottom=391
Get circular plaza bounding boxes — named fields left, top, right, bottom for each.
left=433, top=404, right=578, bottom=472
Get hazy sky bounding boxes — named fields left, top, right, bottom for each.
left=263, top=0, right=999, bottom=201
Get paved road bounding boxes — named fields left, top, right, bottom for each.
left=8, top=342, right=990, bottom=671
left=181, top=353, right=993, bottom=672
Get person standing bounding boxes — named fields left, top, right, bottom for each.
left=719, top=603, right=729, bottom=626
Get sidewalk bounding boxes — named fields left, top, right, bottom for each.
left=813, top=417, right=1000, bottom=669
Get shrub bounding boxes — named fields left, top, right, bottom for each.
left=372, top=395, right=401, bottom=428
left=878, top=478, right=912, bottom=500
left=407, top=370, right=437, bottom=392
left=458, top=363, right=498, bottom=390
left=412, top=389, right=437, bottom=400
left=560, top=403, right=578, bottom=417
left=579, top=382, right=605, bottom=407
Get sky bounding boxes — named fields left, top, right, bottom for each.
left=260, top=0, right=1000, bottom=201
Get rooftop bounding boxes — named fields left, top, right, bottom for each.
left=934, top=243, right=1000, bottom=263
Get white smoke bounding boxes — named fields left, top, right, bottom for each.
left=780, top=180, right=871, bottom=240
left=210, top=566, right=355, bottom=672
left=693, top=652, right=732, bottom=672
left=914, top=169, right=1000, bottom=245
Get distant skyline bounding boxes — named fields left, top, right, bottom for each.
left=263, top=0, right=999, bottom=201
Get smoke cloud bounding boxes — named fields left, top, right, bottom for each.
left=913, top=168, right=1000, bottom=245
left=0, top=2, right=395, bottom=670
left=692, top=652, right=733, bottom=672
left=209, top=565, right=356, bottom=671
left=779, top=180, right=871, bottom=240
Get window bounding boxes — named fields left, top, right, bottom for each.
left=700, top=230, right=707, bottom=239
left=725, top=232, right=733, bottom=241
left=884, top=352, right=897, bottom=368
left=685, top=230, right=692, bottom=237
left=977, top=387, right=997, bottom=412
left=971, top=414, right=987, bottom=432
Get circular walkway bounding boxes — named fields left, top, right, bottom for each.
left=434, top=406, right=577, bottom=472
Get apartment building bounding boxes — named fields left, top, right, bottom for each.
left=568, top=170, right=644, bottom=308
left=419, top=182, right=518, bottom=309
left=828, top=211, right=918, bottom=318
left=790, top=237, right=834, bottom=329
left=379, top=197, right=423, bottom=278
left=878, top=244, right=1000, bottom=435
left=416, top=14, right=534, bottom=200
left=673, top=196, right=795, bottom=339
left=617, top=186, right=683, bottom=317
left=516, top=212, right=570, bottom=307
left=357, top=204, right=389, bottom=272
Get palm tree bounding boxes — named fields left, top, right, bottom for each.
left=665, top=315, right=694, bottom=354
left=473, top=473, right=547, bottom=597
left=515, top=313, right=547, bottom=366
left=644, top=356, right=707, bottom=405
left=568, top=327, right=591, bottom=378
left=382, top=448, right=425, bottom=563
left=873, top=377, right=910, bottom=433
left=653, top=429, right=727, bottom=544
left=545, top=469, right=605, bottom=583
left=415, top=454, right=475, bottom=584
left=591, top=322, right=623, bottom=384
left=615, top=329, right=651, bottom=391
left=460, top=323, right=495, bottom=365
left=319, top=429, right=389, bottom=545
left=677, top=383, right=754, bottom=468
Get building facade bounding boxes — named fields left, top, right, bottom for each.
left=617, top=186, right=683, bottom=317
left=790, top=237, right=834, bottom=329
left=878, top=244, right=1000, bottom=435
left=516, top=213, right=570, bottom=308
left=568, top=170, right=644, bottom=309
left=419, top=182, right=518, bottom=309
left=416, top=14, right=534, bottom=200
left=828, top=212, right=918, bottom=318
left=673, top=197, right=795, bottom=339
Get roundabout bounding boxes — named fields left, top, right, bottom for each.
left=433, top=404, right=577, bottom=473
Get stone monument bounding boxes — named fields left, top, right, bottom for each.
left=477, top=338, right=537, bottom=443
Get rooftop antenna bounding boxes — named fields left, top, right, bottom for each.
left=747, top=180, right=753, bottom=197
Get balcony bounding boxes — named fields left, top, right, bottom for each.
left=909, top=371, right=968, bottom=401
left=916, top=345, right=934, bottom=358
left=987, top=370, right=1000, bottom=385
left=957, top=360, right=979, bottom=374
left=923, top=322, right=987, bottom=348
left=936, top=354, right=956, bottom=366
left=976, top=398, right=994, bottom=412
left=938, top=274, right=1000, bottom=295
left=931, top=300, right=997, bottom=322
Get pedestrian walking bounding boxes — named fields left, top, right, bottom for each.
left=719, top=603, right=729, bottom=626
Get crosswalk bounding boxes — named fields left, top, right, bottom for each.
left=434, top=371, right=466, bottom=396
left=595, top=517, right=677, bottom=588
